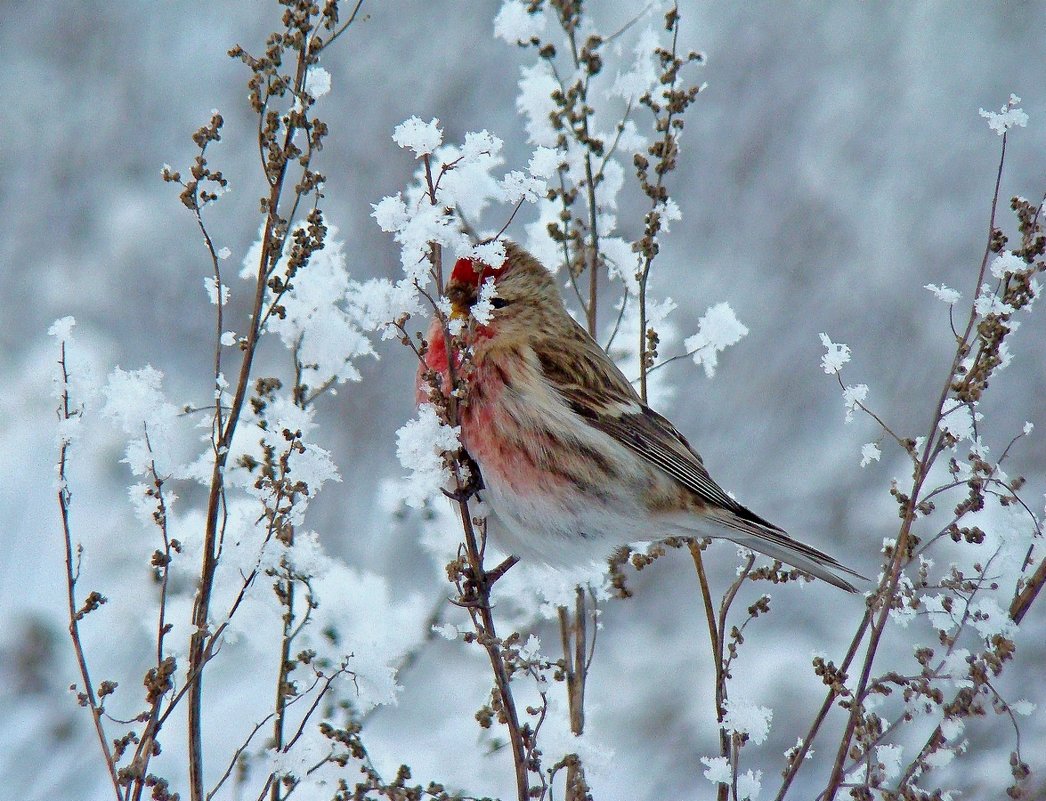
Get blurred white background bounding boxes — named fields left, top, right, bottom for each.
left=1, top=2, right=1044, bottom=799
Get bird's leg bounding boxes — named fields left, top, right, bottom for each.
left=448, top=592, right=485, bottom=610
left=442, top=452, right=484, bottom=504
left=449, top=556, right=486, bottom=610
left=445, top=453, right=499, bottom=608
left=450, top=556, right=518, bottom=610
left=461, top=452, right=484, bottom=498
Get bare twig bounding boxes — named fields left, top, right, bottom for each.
left=820, top=130, right=1012, bottom=801
left=57, top=342, right=125, bottom=801
left=1010, top=558, right=1046, bottom=624
left=183, top=7, right=359, bottom=798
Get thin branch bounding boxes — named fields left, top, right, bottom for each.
left=188, top=28, right=322, bottom=801
left=56, top=342, right=124, bottom=800
left=603, top=288, right=630, bottom=352
left=206, top=712, right=277, bottom=801
left=1011, top=558, right=1046, bottom=624
left=688, top=540, right=728, bottom=801
left=283, top=665, right=353, bottom=752
left=322, top=0, right=366, bottom=49
left=774, top=611, right=872, bottom=800
left=820, top=130, right=1011, bottom=801
left=490, top=197, right=528, bottom=243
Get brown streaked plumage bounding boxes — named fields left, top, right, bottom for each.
left=423, top=242, right=864, bottom=591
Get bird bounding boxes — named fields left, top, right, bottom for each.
left=420, top=241, right=863, bottom=592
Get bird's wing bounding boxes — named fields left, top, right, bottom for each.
left=533, top=322, right=742, bottom=514
left=533, top=323, right=865, bottom=592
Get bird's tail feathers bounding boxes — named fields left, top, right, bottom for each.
left=665, top=511, right=866, bottom=593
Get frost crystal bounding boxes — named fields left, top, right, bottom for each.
left=394, top=404, right=462, bottom=509
left=242, top=399, right=341, bottom=521
left=128, top=481, right=176, bottom=528
left=786, top=737, right=814, bottom=760
left=471, top=277, right=499, bottom=325
left=348, top=277, right=424, bottom=340
left=305, top=65, right=331, bottom=99
left=434, top=142, right=505, bottom=220
left=979, top=94, right=1029, bottom=135
left=432, top=623, right=461, bottom=640
left=602, top=236, right=641, bottom=290
left=392, top=116, right=443, bottom=158
left=923, top=593, right=958, bottom=635
left=461, top=129, right=503, bottom=162
left=527, top=146, right=562, bottom=179
left=102, top=365, right=182, bottom=477
left=684, top=302, right=749, bottom=378
left=498, top=170, right=546, bottom=203
left=635, top=295, right=677, bottom=337
left=887, top=573, right=916, bottom=627
left=469, top=239, right=507, bottom=268
left=877, top=744, right=903, bottom=780
left=371, top=193, right=409, bottom=233
left=264, top=226, right=376, bottom=388
left=974, top=285, right=1016, bottom=317
left=997, top=339, right=1014, bottom=371
left=610, top=27, right=661, bottom=100
left=818, top=333, right=851, bottom=374
left=700, top=755, right=731, bottom=784
left=1011, top=699, right=1036, bottom=716
left=841, top=383, right=868, bottom=423
left=518, top=634, right=541, bottom=661
left=940, top=716, right=965, bottom=740
left=374, top=121, right=541, bottom=304
left=48, top=315, right=76, bottom=340
left=924, top=748, right=955, bottom=769
left=846, top=764, right=869, bottom=785
left=735, top=770, right=762, bottom=800
left=609, top=296, right=678, bottom=407
left=968, top=596, right=1015, bottom=639
left=658, top=198, right=682, bottom=231
left=860, top=442, right=881, bottom=467
left=517, top=62, right=560, bottom=147
left=990, top=250, right=1026, bottom=279
left=217, top=246, right=232, bottom=260
left=723, top=697, right=773, bottom=745
left=941, top=648, right=973, bottom=688
left=493, top=0, right=546, bottom=43
left=938, top=398, right=981, bottom=443
left=703, top=759, right=761, bottom=800
left=204, top=276, right=230, bottom=307
left=924, top=283, right=961, bottom=304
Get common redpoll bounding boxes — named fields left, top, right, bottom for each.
left=421, top=242, right=863, bottom=591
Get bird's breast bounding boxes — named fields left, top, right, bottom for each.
left=459, top=351, right=558, bottom=490
left=460, top=349, right=644, bottom=503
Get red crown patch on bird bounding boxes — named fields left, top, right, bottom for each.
left=450, top=256, right=504, bottom=288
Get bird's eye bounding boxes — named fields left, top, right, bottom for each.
left=490, top=297, right=509, bottom=309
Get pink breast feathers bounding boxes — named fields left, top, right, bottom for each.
left=418, top=320, right=453, bottom=405
left=458, top=360, right=576, bottom=498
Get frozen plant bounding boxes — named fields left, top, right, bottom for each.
left=776, top=99, right=1045, bottom=801
left=51, top=4, right=455, bottom=801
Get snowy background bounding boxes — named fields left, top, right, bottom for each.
left=2, top=2, right=1045, bottom=799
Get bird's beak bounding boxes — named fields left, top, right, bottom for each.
left=450, top=301, right=469, bottom=321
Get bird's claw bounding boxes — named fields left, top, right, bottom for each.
left=450, top=556, right=519, bottom=609
left=449, top=592, right=488, bottom=610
